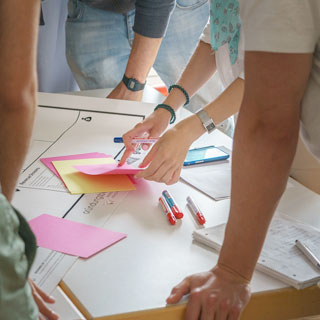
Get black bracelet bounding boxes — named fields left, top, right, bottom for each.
left=154, top=104, right=176, bottom=124
left=168, top=84, right=190, bottom=106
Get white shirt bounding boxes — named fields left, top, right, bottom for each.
left=239, top=0, right=320, bottom=161
left=201, top=22, right=244, bottom=89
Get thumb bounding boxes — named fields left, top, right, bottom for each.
left=138, top=144, right=159, bottom=169
left=166, top=279, right=191, bottom=304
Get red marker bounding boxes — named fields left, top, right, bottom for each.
left=186, top=196, right=206, bottom=225
left=162, top=190, right=184, bottom=219
left=159, top=196, right=176, bottom=225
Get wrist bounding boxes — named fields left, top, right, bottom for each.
left=175, top=115, right=205, bottom=144
left=154, top=108, right=172, bottom=124
left=213, top=263, right=250, bottom=284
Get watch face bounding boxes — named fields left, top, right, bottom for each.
left=128, top=79, right=136, bottom=89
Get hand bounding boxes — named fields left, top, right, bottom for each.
left=119, top=108, right=171, bottom=166
left=28, top=279, right=59, bottom=320
left=135, top=118, right=195, bottom=184
left=166, top=265, right=251, bottom=320
left=107, top=81, right=143, bottom=101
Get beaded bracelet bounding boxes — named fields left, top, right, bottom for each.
left=168, top=84, right=190, bottom=106
left=154, top=103, right=176, bottom=124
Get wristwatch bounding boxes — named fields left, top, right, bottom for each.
left=122, top=74, right=146, bottom=92
left=196, top=109, right=216, bottom=134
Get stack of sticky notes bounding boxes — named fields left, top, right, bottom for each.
left=41, top=152, right=142, bottom=194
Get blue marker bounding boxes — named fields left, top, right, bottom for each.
left=114, top=137, right=124, bottom=143
left=162, top=190, right=184, bottom=219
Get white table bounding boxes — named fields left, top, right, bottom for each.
left=32, top=91, right=320, bottom=320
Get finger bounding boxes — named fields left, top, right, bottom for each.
left=166, top=278, right=191, bottom=304
left=31, top=281, right=55, bottom=304
left=137, top=153, right=168, bottom=180
left=144, top=164, right=175, bottom=183
left=185, top=288, right=203, bottom=320
left=138, top=144, right=159, bottom=169
left=228, top=304, right=242, bottom=320
left=166, top=166, right=181, bottom=185
left=215, top=299, right=230, bottom=320
left=157, top=165, right=176, bottom=184
left=119, top=148, right=134, bottom=166
left=200, top=292, right=217, bottom=320
left=141, top=143, right=151, bottom=151
left=32, top=291, right=59, bottom=320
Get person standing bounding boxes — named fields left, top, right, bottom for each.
left=0, top=1, right=58, bottom=319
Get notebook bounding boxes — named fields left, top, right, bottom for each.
left=193, top=215, right=320, bottom=289
left=180, top=146, right=231, bottom=201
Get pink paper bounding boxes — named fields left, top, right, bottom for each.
left=73, top=163, right=143, bottom=175
left=29, top=214, right=127, bottom=258
left=41, top=153, right=112, bottom=177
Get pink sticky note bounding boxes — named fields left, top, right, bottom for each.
left=73, top=163, right=143, bottom=175
left=41, top=153, right=112, bottom=177
left=29, top=214, right=127, bottom=258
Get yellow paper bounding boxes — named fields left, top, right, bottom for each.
left=52, top=158, right=136, bottom=194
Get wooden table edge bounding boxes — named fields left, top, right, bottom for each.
left=59, top=281, right=320, bottom=320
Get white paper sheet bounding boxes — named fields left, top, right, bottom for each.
left=193, top=214, right=320, bottom=289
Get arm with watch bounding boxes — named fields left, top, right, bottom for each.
left=107, top=0, right=175, bottom=101
left=107, top=33, right=162, bottom=101
left=120, top=40, right=244, bottom=185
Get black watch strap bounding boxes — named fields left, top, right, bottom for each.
left=122, top=74, right=146, bottom=92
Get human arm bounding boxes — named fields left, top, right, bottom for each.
left=166, top=52, right=313, bottom=319
left=107, top=33, right=162, bottom=101
left=134, top=77, right=244, bottom=184
left=119, top=40, right=218, bottom=164
left=0, top=0, right=39, bottom=201
left=107, top=0, right=174, bottom=101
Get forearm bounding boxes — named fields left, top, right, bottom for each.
left=218, top=109, right=300, bottom=280
left=0, top=0, right=39, bottom=201
left=109, top=33, right=162, bottom=100
left=216, top=51, right=312, bottom=281
left=175, top=78, right=244, bottom=144
left=125, top=33, right=162, bottom=83
left=0, top=95, right=36, bottom=201
left=163, top=40, right=217, bottom=111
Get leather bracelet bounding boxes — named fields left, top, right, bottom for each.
left=168, top=84, right=190, bottom=106
left=154, top=104, right=176, bottom=124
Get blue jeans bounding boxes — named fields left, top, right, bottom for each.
left=66, top=0, right=234, bottom=136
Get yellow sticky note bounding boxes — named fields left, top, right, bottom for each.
left=52, top=158, right=136, bottom=194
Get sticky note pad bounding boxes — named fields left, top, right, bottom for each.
left=74, top=163, right=143, bottom=175
left=52, top=158, right=136, bottom=194
left=41, top=152, right=112, bottom=177
left=29, top=214, right=127, bottom=258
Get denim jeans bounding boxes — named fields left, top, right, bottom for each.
left=66, top=0, right=234, bottom=136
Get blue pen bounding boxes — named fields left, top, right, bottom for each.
left=114, top=137, right=159, bottom=144
left=114, top=137, right=124, bottom=143
left=162, top=190, right=184, bottom=219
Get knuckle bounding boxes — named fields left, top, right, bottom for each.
left=206, top=293, right=217, bottom=306
left=230, top=304, right=242, bottom=317
left=219, top=298, right=231, bottom=310
left=189, top=288, right=202, bottom=300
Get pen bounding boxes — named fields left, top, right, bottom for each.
left=159, top=196, right=176, bottom=225
left=295, top=239, right=320, bottom=270
left=113, top=137, right=159, bottom=144
left=186, top=196, right=206, bottom=225
left=162, top=190, right=184, bottom=219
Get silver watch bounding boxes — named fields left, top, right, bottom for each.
left=196, top=109, right=216, bottom=133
